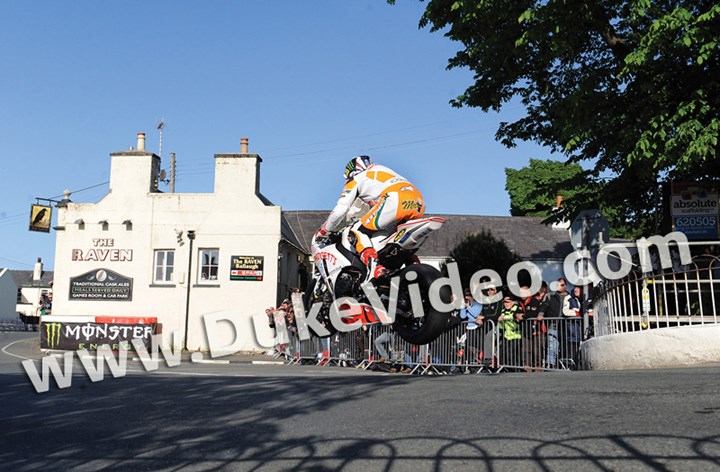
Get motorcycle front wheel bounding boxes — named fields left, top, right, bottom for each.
left=392, top=264, right=451, bottom=345
left=302, top=277, right=336, bottom=338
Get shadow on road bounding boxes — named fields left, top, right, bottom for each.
left=1, top=372, right=719, bottom=471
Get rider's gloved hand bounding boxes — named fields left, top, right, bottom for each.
left=315, top=227, right=333, bottom=247
left=315, top=227, right=328, bottom=241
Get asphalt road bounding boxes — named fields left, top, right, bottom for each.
left=1, top=331, right=719, bottom=471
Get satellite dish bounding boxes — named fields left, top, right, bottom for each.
left=158, top=169, right=167, bottom=181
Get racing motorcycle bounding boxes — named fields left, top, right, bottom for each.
left=305, top=217, right=452, bottom=345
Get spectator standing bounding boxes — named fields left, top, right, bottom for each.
left=565, top=286, right=584, bottom=369
left=38, top=294, right=51, bottom=316
left=584, top=289, right=595, bottom=339
left=480, top=285, right=502, bottom=369
left=458, top=288, right=483, bottom=370
left=265, top=307, right=277, bottom=354
left=373, top=326, right=394, bottom=363
left=530, top=282, right=549, bottom=370
left=273, top=301, right=293, bottom=358
left=518, top=286, right=542, bottom=372
left=266, top=307, right=276, bottom=330
left=497, top=296, right=524, bottom=369
left=540, top=278, right=573, bottom=368
left=459, top=288, right=483, bottom=329
left=283, top=299, right=299, bottom=358
left=355, top=325, right=368, bottom=367
left=372, top=326, right=411, bottom=373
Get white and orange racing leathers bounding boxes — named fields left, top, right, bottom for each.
left=319, top=164, right=425, bottom=257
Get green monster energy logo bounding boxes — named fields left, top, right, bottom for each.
left=45, top=322, right=63, bottom=349
left=345, top=161, right=355, bottom=178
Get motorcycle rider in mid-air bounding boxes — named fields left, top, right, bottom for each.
left=314, top=155, right=425, bottom=279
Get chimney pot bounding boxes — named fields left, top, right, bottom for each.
left=240, top=137, right=249, bottom=154
left=137, top=132, right=146, bottom=151
left=33, top=258, right=43, bottom=282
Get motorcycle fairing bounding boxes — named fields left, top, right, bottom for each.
left=309, top=216, right=446, bottom=328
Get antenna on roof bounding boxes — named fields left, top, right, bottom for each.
left=157, top=120, right=165, bottom=159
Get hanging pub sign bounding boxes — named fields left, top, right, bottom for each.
left=69, top=269, right=133, bottom=300
left=230, top=255, right=264, bottom=281
left=29, top=204, right=52, bottom=233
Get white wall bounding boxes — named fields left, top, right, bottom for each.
left=582, top=325, right=720, bottom=370
left=16, top=286, right=52, bottom=318
left=52, top=146, right=286, bottom=352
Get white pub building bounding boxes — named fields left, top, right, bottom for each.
left=51, top=133, right=306, bottom=352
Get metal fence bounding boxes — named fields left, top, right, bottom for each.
left=274, top=317, right=584, bottom=374
left=593, top=251, right=720, bottom=336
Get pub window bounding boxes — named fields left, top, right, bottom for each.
left=154, top=249, right=175, bottom=283
left=199, top=248, right=219, bottom=282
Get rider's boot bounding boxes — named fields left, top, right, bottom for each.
left=349, top=221, right=387, bottom=279
left=360, top=248, right=387, bottom=279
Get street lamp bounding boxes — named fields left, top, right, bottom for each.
left=183, top=230, right=196, bottom=351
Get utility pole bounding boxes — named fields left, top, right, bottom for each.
left=582, top=215, right=590, bottom=341
left=170, top=152, right=176, bottom=193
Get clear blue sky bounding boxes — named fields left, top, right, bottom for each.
left=0, top=1, right=556, bottom=270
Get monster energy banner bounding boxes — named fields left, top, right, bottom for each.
left=69, top=269, right=133, bottom=301
left=41, top=321, right=155, bottom=350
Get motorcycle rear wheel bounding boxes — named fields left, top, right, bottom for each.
left=392, top=264, right=451, bottom=345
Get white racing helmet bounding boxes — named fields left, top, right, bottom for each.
left=343, top=155, right=372, bottom=180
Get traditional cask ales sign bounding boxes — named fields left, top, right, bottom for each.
left=69, top=269, right=133, bottom=301
left=230, top=255, right=264, bottom=281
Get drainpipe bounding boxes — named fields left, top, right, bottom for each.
left=183, top=230, right=196, bottom=351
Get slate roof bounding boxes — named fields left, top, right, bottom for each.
left=10, top=270, right=54, bottom=288
left=280, top=213, right=306, bottom=251
left=281, top=210, right=573, bottom=261
left=282, top=210, right=329, bottom=254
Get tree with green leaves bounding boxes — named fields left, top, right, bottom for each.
left=505, top=159, right=643, bottom=237
left=505, top=159, right=595, bottom=217
left=404, top=0, right=720, bottom=236
left=443, top=229, right=522, bottom=290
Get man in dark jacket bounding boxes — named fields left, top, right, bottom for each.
left=479, top=285, right=501, bottom=369
left=539, top=278, right=572, bottom=368
left=519, top=286, right=543, bottom=371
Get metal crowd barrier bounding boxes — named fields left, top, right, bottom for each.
left=282, top=317, right=582, bottom=374
left=593, top=253, right=720, bottom=336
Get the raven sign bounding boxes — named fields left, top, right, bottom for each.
left=29, top=204, right=52, bottom=233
